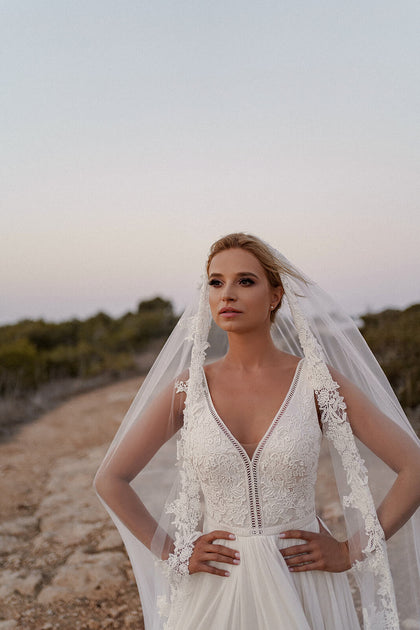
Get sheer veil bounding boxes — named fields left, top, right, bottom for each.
left=93, top=240, right=420, bottom=630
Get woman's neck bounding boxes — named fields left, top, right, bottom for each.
left=222, top=328, right=282, bottom=372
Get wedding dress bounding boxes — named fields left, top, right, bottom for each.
left=166, top=357, right=360, bottom=629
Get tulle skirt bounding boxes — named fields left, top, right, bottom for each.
left=171, top=515, right=360, bottom=630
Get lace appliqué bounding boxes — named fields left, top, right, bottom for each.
left=175, top=379, right=188, bottom=395
left=163, top=530, right=202, bottom=577
left=190, top=390, right=250, bottom=528
left=259, top=372, right=321, bottom=528
left=282, top=274, right=399, bottom=630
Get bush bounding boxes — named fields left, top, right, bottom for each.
left=0, top=338, right=39, bottom=393
left=0, top=297, right=177, bottom=395
left=360, top=304, right=420, bottom=408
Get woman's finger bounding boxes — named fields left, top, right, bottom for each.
left=286, top=552, right=318, bottom=567
left=289, top=559, right=326, bottom=573
left=197, top=563, right=231, bottom=577
left=280, top=543, right=312, bottom=557
left=207, top=543, right=240, bottom=560
left=206, top=530, right=236, bottom=542
left=203, top=552, right=241, bottom=565
left=278, top=529, right=316, bottom=541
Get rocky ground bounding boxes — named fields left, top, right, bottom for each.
left=0, top=377, right=418, bottom=629
left=0, top=377, right=146, bottom=630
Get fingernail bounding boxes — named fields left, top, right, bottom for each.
left=235, top=552, right=240, bottom=559
left=278, top=533, right=286, bottom=538
left=233, top=559, right=240, bottom=565
left=229, top=534, right=236, bottom=540
left=225, top=571, right=230, bottom=576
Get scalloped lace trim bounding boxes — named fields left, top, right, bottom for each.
left=157, top=276, right=212, bottom=629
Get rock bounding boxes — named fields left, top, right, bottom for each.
left=0, top=569, right=43, bottom=598
left=37, top=550, right=127, bottom=603
left=95, top=528, right=123, bottom=551
left=0, top=515, right=39, bottom=536
left=36, top=521, right=102, bottom=548
left=2, top=553, right=24, bottom=570
left=108, top=604, right=127, bottom=618
left=124, top=611, right=143, bottom=626
left=0, top=535, right=25, bottom=555
left=32, top=531, right=60, bottom=554
left=34, top=452, right=109, bottom=549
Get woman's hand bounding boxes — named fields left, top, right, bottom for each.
left=279, top=521, right=351, bottom=573
left=188, top=530, right=241, bottom=577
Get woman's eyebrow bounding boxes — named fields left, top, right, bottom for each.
left=208, top=271, right=259, bottom=279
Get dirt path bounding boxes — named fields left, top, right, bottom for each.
left=0, top=377, right=146, bottom=630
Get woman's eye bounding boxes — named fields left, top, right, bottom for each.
left=208, top=278, right=255, bottom=287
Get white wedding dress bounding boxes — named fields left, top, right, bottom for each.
left=168, top=357, right=360, bottom=630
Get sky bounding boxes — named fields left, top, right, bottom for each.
left=1, top=1, right=419, bottom=325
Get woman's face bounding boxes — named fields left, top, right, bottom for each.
left=207, top=248, right=282, bottom=333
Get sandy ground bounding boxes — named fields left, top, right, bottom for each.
left=0, top=377, right=418, bottom=629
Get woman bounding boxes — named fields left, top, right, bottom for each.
left=94, top=233, right=420, bottom=630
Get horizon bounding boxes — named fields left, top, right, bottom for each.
left=1, top=291, right=418, bottom=329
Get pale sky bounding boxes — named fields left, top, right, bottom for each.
left=1, top=1, right=419, bottom=325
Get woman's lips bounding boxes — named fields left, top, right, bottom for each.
left=219, top=310, right=242, bottom=318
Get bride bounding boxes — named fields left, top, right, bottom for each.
left=94, top=233, right=420, bottom=629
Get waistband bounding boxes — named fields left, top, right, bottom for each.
left=203, top=512, right=318, bottom=537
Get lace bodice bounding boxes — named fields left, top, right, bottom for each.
left=182, top=358, right=322, bottom=535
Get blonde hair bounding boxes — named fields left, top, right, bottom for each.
left=206, top=232, right=306, bottom=322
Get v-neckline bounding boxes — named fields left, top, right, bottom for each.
left=201, top=357, right=305, bottom=464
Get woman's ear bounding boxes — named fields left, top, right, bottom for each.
left=272, top=285, right=284, bottom=308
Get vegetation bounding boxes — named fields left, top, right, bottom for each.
left=359, top=303, right=420, bottom=410
left=0, top=297, right=177, bottom=396
left=0, top=298, right=418, bottom=411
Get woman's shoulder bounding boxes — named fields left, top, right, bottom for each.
left=202, top=359, right=222, bottom=380
left=276, top=351, right=304, bottom=369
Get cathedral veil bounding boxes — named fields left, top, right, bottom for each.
left=93, top=240, right=420, bottom=630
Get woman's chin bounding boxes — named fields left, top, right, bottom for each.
left=215, top=318, right=244, bottom=332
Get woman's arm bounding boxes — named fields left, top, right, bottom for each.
left=280, top=367, right=420, bottom=573
left=94, top=375, right=241, bottom=574
left=329, top=366, right=420, bottom=541
left=93, top=376, right=186, bottom=560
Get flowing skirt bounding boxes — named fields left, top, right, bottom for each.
left=171, top=515, right=360, bottom=630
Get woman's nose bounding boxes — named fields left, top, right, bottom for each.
left=221, top=283, right=237, bottom=301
